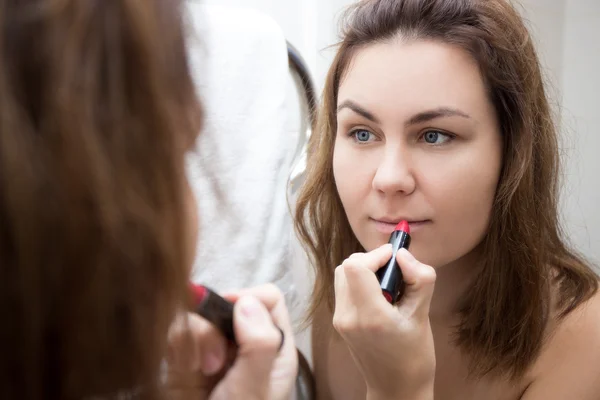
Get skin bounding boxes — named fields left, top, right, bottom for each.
left=166, top=284, right=298, bottom=400
left=165, top=185, right=299, bottom=400
left=313, top=38, right=600, bottom=400
left=333, top=38, right=502, bottom=319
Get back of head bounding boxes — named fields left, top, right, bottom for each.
left=0, top=0, right=201, bottom=398
left=296, top=0, right=598, bottom=380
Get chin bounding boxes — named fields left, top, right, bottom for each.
left=360, top=238, right=386, bottom=252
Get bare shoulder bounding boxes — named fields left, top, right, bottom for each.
left=524, top=287, right=600, bottom=399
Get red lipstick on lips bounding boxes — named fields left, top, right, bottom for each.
left=375, top=220, right=411, bottom=304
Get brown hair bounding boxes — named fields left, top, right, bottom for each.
left=295, top=0, right=598, bottom=380
left=0, top=0, right=202, bottom=398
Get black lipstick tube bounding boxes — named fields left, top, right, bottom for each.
left=191, top=284, right=285, bottom=351
left=194, top=285, right=236, bottom=343
left=375, top=228, right=411, bottom=304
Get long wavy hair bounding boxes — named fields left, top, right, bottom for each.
left=0, top=0, right=202, bottom=398
left=295, top=0, right=598, bottom=380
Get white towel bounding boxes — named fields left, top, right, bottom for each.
left=184, top=3, right=310, bottom=320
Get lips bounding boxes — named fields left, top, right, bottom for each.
left=370, top=218, right=430, bottom=234
left=372, top=217, right=428, bottom=225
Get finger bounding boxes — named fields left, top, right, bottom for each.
left=349, top=244, right=393, bottom=273
left=333, top=263, right=349, bottom=316
left=167, top=313, right=228, bottom=374
left=333, top=263, right=353, bottom=334
left=338, top=244, right=393, bottom=305
left=333, top=254, right=395, bottom=339
left=222, top=295, right=282, bottom=398
left=340, top=256, right=392, bottom=311
left=395, top=248, right=436, bottom=318
left=333, top=245, right=392, bottom=309
left=226, top=286, right=299, bottom=398
left=223, top=283, right=282, bottom=314
left=222, top=284, right=290, bottom=351
left=165, top=313, right=229, bottom=396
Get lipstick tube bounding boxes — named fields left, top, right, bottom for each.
left=375, top=220, right=411, bottom=304
left=189, top=283, right=284, bottom=351
left=190, top=284, right=236, bottom=343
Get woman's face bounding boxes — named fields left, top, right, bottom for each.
left=333, top=39, right=503, bottom=268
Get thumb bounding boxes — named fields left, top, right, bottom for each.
left=216, top=295, right=282, bottom=399
left=395, top=248, right=436, bottom=319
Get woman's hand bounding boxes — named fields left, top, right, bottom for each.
left=333, top=244, right=436, bottom=400
left=165, top=284, right=298, bottom=400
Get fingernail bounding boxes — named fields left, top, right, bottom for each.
left=238, top=295, right=269, bottom=324
left=201, top=351, right=222, bottom=375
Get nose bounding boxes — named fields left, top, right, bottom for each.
left=372, top=147, right=416, bottom=195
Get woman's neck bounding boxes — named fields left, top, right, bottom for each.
left=429, top=248, right=482, bottom=323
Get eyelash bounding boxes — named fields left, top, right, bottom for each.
left=348, top=129, right=378, bottom=144
left=419, top=130, right=455, bottom=145
left=347, top=128, right=456, bottom=145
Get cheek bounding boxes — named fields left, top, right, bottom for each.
left=333, top=143, right=355, bottom=200
left=332, top=141, right=374, bottom=221
left=417, top=145, right=501, bottom=266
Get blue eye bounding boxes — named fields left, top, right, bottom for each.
left=422, top=130, right=452, bottom=145
left=351, top=129, right=374, bottom=143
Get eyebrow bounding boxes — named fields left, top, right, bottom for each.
left=337, top=100, right=381, bottom=123
left=336, top=100, right=471, bottom=127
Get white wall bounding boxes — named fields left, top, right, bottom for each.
left=559, top=0, right=600, bottom=267
left=197, top=0, right=600, bottom=267
left=521, top=0, right=600, bottom=267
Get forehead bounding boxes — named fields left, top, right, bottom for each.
left=337, top=39, right=492, bottom=122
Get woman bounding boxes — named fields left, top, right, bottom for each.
left=295, top=0, right=600, bottom=398
left=0, top=0, right=297, bottom=399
